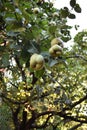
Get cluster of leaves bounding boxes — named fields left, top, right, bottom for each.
left=0, top=0, right=72, bottom=69
left=70, top=0, right=81, bottom=13
left=1, top=0, right=87, bottom=130
left=60, top=0, right=81, bottom=19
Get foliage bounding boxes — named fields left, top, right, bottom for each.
left=0, top=103, right=13, bottom=130
left=0, top=0, right=87, bottom=130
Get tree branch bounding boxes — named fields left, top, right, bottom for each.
left=32, top=114, right=52, bottom=129
left=20, top=109, right=27, bottom=130
left=1, top=92, right=27, bottom=105
left=12, top=106, right=20, bottom=130
left=14, top=55, right=26, bottom=82
left=36, top=110, right=87, bottom=124
left=65, top=54, right=87, bottom=62
left=63, top=94, right=87, bottom=111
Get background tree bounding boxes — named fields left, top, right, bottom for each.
left=1, top=0, right=87, bottom=130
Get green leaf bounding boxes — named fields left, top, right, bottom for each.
left=5, top=17, right=16, bottom=23
left=7, top=31, right=19, bottom=37
left=62, top=36, right=71, bottom=42
left=0, top=46, right=5, bottom=52
left=49, top=59, right=58, bottom=67
left=74, top=4, right=81, bottom=13
left=68, top=13, right=76, bottom=19
left=48, top=26, right=57, bottom=35
left=35, top=68, right=45, bottom=78
left=2, top=53, right=10, bottom=67
left=70, top=0, right=76, bottom=7
left=60, top=7, right=69, bottom=18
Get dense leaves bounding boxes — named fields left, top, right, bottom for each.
left=0, top=0, right=87, bottom=130
left=0, top=104, right=13, bottom=130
